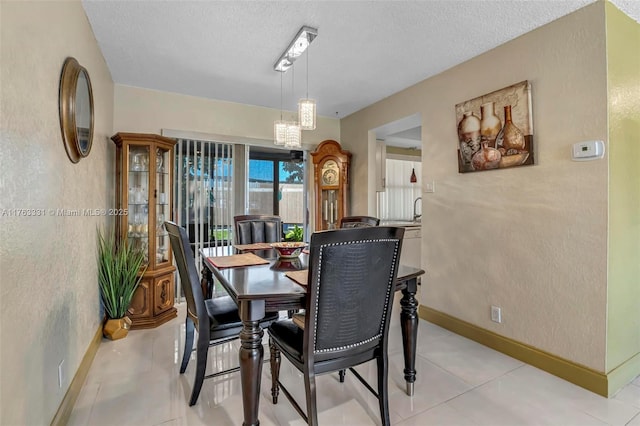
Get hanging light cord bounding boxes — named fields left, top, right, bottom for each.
left=291, top=62, right=295, bottom=120
left=306, top=42, right=309, bottom=99
left=279, top=71, right=283, bottom=121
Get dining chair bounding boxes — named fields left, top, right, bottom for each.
left=339, top=215, right=380, bottom=228
left=165, top=221, right=279, bottom=406
left=234, top=214, right=283, bottom=244
left=268, top=226, right=405, bottom=426
left=337, top=215, right=382, bottom=381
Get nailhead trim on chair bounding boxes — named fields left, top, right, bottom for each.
left=313, top=238, right=400, bottom=354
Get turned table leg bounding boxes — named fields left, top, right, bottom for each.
left=400, top=277, right=419, bottom=396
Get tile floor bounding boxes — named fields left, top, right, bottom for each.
left=69, top=302, right=640, bottom=425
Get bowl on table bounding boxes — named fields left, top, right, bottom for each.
left=270, top=242, right=307, bottom=259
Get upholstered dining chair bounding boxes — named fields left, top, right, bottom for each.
left=337, top=216, right=382, bottom=381
left=339, top=215, right=380, bottom=228
left=234, top=214, right=283, bottom=244
left=268, top=226, right=405, bottom=426
left=165, top=221, right=278, bottom=406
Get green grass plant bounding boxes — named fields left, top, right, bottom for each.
left=97, top=228, right=147, bottom=319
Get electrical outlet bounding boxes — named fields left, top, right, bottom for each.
left=58, top=360, right=64, bottom=388
left=491, top=306, right=502, bottom=323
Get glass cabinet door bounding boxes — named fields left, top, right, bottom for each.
left=127, top=145, right=150, bottom=264
left=155, top=147, right=170, bottom=266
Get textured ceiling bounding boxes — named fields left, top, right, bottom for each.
left=83, top=0, right=639, bottom=123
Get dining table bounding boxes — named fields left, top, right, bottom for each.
left=200, top=245, right=425, bottom=426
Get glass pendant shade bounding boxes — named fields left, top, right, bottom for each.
left=298, top=98, right=316, bottom=130
left=274, top=120, right=287, bottom=145
left=285, top=122, right=302, bottom=148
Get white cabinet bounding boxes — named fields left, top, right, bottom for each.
left=375, top=140, right=386, bottom=192
left=401, top=225, right=422, bottom=301
left=400, top=226, right=421, bottom=270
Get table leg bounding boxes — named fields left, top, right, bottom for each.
left=400, top=277, right=419, bottom=396
left=239, top=300, right=266, bottom=426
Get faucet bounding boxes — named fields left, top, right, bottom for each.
left=413, top=197, right=422, bottom=222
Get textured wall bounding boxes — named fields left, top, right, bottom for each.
left=0, top=1, right=114, bottom=424
left=605, top=3, right=640, bottom=374
left=341, top=2, right=610, bottom=370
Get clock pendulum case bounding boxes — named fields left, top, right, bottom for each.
left=311, top=140, right=351, bottom=230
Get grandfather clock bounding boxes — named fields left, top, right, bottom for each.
left=311, top=140, right=351, bottom=230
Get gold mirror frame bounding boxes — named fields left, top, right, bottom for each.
left=59, top=57, right=94, bottom=163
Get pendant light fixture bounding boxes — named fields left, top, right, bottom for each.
left=298, top=41, right=316, bottom=130
left=285, top=122, right=302, bottom=148
left=273, top=26, right=317, bottom=147
left=285, top=64, right=301, bottom=148
left=274, top=71, right=287, bottom=145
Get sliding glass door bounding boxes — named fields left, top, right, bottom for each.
left=248, top=147, right=306, bottom=238
left=172, top=141, right=306, bottom=301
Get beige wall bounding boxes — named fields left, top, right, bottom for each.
left=605, top=3, right=640, bottom=382
left=0, top=1, right=114, bottom=424
left=114, top=85, right=340, bottom=149
left=342, top=2, right=612, bottom=371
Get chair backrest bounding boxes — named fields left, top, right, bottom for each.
left=304, top=226, right=404, bottom=362
left=165, top=221, right=208, bottom=332
left=234, top=215, right=282, bottom=244
left=339, top=216, right=380, bottom=228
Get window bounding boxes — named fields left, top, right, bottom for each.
left=378, top=158, right=421, bottom=221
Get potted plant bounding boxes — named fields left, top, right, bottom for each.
left=284, top=225, right=303, bottom=242
left=97, top=228, right=147, bottom=340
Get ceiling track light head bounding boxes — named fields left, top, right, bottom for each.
left=274, top=26, right=318, bottom=72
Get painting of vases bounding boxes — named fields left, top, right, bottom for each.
left=455, top=80, right=534, bottom=173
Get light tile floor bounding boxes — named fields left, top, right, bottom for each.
left=69, top=302, right=640, bottom=425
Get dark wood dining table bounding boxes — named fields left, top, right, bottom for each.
left=200, top=246, right=424, bottom=426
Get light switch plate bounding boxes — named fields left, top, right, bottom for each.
left=424, top=181, right=435, bottom=193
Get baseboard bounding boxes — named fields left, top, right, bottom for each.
left=50, top=324, right=103, bottom=426
left=419, top=305, right=610, bottom=397
left=607, top=351, right=640, bottom=396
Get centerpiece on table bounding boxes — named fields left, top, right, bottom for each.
left=271, top=225, right=306, bottom=259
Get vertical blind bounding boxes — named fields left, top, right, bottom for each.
left=378, top=158, right=422, bottom=221
left=174, top=138, right=234, bottom=300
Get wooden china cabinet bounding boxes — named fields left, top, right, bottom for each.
left=111, top=132, right=177, bottom=329
left=311, top=140, right=351, bottom=231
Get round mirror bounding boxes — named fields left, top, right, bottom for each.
left=59, top=57, right=94, bottom=163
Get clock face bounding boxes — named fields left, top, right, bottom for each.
left=322, top=169, right=338, bottom=185
left=321, top=160, right=339, bottom=186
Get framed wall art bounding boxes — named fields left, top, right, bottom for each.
left=455, top=80, right=534, bottom=173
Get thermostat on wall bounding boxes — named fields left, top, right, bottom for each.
left=572, top=140, right=605, bottom=161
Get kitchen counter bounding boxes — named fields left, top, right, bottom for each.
left=380, top=220, right=421, bottom=229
